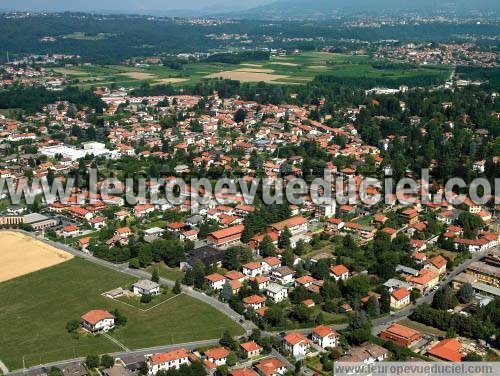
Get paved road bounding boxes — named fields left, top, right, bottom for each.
left=7, top=338, right=222, bottom=376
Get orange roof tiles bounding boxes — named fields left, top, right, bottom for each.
left=313, top=325, right=338, bottom=338
left=383, top=323, right=421, bottom=339
left=283, top=332, right=308, bottom=346
left=391, top=287, right=410, bottom=301
left=204, top=347, right=230, bottom=360
left=149, top=348, right=189, bottom=365
left=81, top=310, right=114, bottom=325
left=427, top=339, right=465, bottom=362
left=330, top=264, right=349, bottom=276
left=240, top=341, right=262, bottom=353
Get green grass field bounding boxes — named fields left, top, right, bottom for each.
left=52, top=52, right=452, bottom=89
left=0, top=258, right=243, bottom=370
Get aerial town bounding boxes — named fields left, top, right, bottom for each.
left=0, top=2, right=499, bottom=376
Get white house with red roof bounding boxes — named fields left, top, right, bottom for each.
left=243, top=262, right=263, bottom=277
left=204, top=347, right=230, bottom=367
left=239, top=341, right=263, bottom=358
left=261, top=257, right=281, bottom=273
left=330, top=264, right=349, bottom=281
left=81, top=310, right=115, bottom=332
left=147, top=348, right=190, bottom=374
left=205, top=273, right=226, bottom=290
left=390, top=287, right=411, bottom=310
left=311, top=325, right=339, bottom=349
left=242, top=295, right=266, bottom=310
left=255, top=357, right=286, bottom=376
left=283, top=332, right=310, bottom=358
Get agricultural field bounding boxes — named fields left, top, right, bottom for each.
left=0, top=257, right=244, bottom=370
left=52, top=52, right=452, bottom=88
left=0, top=231, right=73, bottom=283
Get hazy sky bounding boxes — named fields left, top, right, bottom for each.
left=0, top=0, right=274, bottom=12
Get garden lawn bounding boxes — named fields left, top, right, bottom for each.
left=0, top=258, right=243, bottom=370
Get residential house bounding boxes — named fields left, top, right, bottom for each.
left=239, top=341, right=263, bottom=358
left=283, top=332, right=310, bottom=358
left=243, top=262, right=264, bottom=277
left=147, top=349, right=190, bottom=375
left=425, top=255, right=447, bottom=275
left=261, top=257, right=281, bottom=273
left=311, top=325, right=339, bottom=349
left=132, top=280, right=160, bottom=296
left=255, top=358, right=286, bottom=376
left=205, top=273, right=226, bottom=290
left=330, top=264, right=349, bottom=281
left=266, top=283, right=288, bottom=303
left=390, top=288, right=411, bottom=310
left=337, top=342, right=388, bottom=364
left=81, top=310, right=115, bottom=332
left=243, top=295, right=266, bottom=310
left=271, top=266, right=295, bottom=285
left=204, top=347, right=230, bottom=367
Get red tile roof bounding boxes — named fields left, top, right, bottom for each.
left=81, top=310, right=114, bottom=325
left=204, top=347, right=230, bottom=360
left=330, top=264, right=349, bottom=276
left=255, top=358, right=284, bottom=376
left=382, top=323, right=420, bottom=339
left=391, top=287, right=410, bottom=301
left=313, top=325, right=338, bottom=338
left=427, top=339, right=465, bottom=362
left=240, top=341, right=262, bottom=353
left=243, top=295, right=266, bottom=305
left=283, top=332, right=308, bottom=346
left=149, top=348, right=189, bottom=365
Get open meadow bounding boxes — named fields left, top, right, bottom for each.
left=52, top=52, right=452, bottom=88
left=0, top=257, right=244, bottom=370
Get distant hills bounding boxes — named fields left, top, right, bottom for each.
left=228, top=0, right=500, bottom=19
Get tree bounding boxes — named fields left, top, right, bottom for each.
left=66, top=319, right=80, bottom=333
left=138, top=245, right=153, bottom=267
left=112, top=309, right=127, bottom=326
left=264, top=305, right=284, bottom=327
left=173, top=279, right=182, bottom=294
left=151, top=268, right=160, bottom=283
left=100, top=354, right=115, bottom=369
left=85, top=355, right=100, bottom=369
left=219, top=330, right=237, bottom=351
left=380, top=288, right=391, bottom=314
left=220, top=280, right=233, bottom=302
left=348, top=311, right=372, bottom=345
left=432, top=286, right=458, bottom=310
left=234, top=109, right=246, bottom=123
left=226, top=352, right=237, bottom=366
left=141, top=294, right=153, bottom=303
left=366, top=295, right=380, bottom=317
left=278, top=227, right=292, bottom=249
left=294, top=240, right=306, bottom=256
left=458, top=283, right=474, bottom=304
left=260, top=234, right=276, bottom=257
left=464, top=352, right=483, bottom=361
left=410, top=289, right=421, bottom=302
left=283, top=247, right=294, bottom=267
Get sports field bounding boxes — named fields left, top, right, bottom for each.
left=0, top=257, right=244, bottom=370
left=53, top=52, right=452, bottom=88
left=0, top=231, right=73, bottom=283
